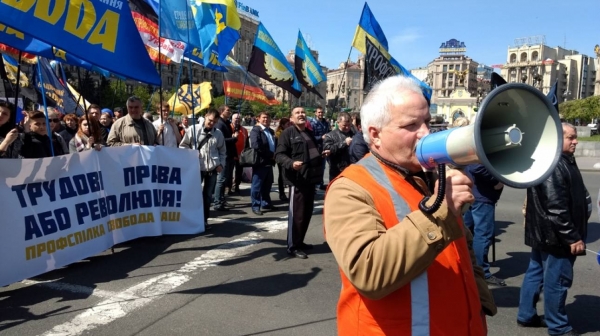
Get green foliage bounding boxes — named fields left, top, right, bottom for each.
left=559, top=95, right=600, bottom=123
left=578, top=135, right=600, bottom=142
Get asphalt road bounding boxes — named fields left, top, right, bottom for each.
left=1, top=171, right=599, bottom=336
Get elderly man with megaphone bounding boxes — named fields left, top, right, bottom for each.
left=324, top=73, right=563, bottom=335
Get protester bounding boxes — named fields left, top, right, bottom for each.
left=153, top=103, right=182, bottom=148
left=212, top=105, right=238, bottom=211
left=275, top=107, right=324, bottom=259
left=457, top=116, right=506, bottom=287
left=274, top=117, right=290, bottom=201
left=229, top=112, right=248, bottom=195
left=309, top=106, right=330, bottom=190
left=323, top=76, right=496, bottom=334
left=249, top=112, right=275, bottom=215
left=517, top=123, right=589, bottom=336
left=46, top=108, right=69, bottom=153
left=59, top=113, right=78, bottom=146
left=20, top=111, right=66, bottom=158
left=348, top=115, right=368, bottom=163
left=107, top=96, right=158, bottom=146
left=99, top=112, right=113, bottom=145
left=179, top=109, right=226, bottom=230
left=69, top=116, right=103, bottom=153
left=113, top=107, right=124, bottom=120
left=0, top=101, right=23, bottom=158
left=323, top=112, right=353, bottom=181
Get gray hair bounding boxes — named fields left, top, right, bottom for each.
left=127, top=96, right=142, bottom=105
left=562, top=122, right=576, bottom=133
left=360, top=76, right=425, bottom=145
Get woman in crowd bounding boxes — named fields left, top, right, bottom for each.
left=274, top=117, right=290, bottom=201
left=0, top=101, right=23, bottom=158
left=59, top=113, right=78, bottom=145
left=69, top=116, right=103, bottom=153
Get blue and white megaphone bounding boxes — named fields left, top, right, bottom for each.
left=415, top=84, right=563, bottom=212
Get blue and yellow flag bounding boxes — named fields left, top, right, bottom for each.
left=0, top=0, right=160, bottom=85
left=192, top=0, right=241, bottom=68
left=294, top=31, right=326, bottom=99
left=248, top=23, right=302, bottom=98
left=2, top=54, right=28, bottom=87
left=351, top=2, right=431, bottom=101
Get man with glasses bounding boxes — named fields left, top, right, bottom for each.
left=46, top=107, right=69, bottom=154
left=107, top=96, right=158, bottom=146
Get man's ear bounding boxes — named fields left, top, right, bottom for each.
left=368, top=126, right=381, bottom=147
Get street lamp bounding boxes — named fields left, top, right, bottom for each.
left=521, top=74, right=528, bottom=84
left=476, top=86, right=485, bottom=108
left=563, top=90, right=571, bottom=102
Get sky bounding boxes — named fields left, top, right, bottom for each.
left=251, top=0, right=598, bottom=71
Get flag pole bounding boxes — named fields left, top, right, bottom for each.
left=171, top=61, right=184, bottom=118
left=36, top=56, right=54, bottom=157
left=158, top=0, right=164, bottom=146
left=11, top=51, right=22, bottom=125
left=111, top=79, right=120, bottom=110
left=77, top=68, right=92, bottom=134
left=184, top=4, right=197, bottom=149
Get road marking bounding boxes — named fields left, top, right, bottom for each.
left=21, top=280, right=138, bottom=301
left=41, top=220, right=288, bottom=336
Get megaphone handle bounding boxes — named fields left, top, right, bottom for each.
left=419, top=163, right=446, bottom=214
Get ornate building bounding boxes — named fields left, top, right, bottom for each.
left=325, top=56, right=364, bottom=114
left=500, top=36, right=596, bottom=101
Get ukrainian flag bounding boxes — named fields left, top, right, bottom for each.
left=192, top=0, right=241, bottom=69
left=351, top=2, right=432, bottom=101
left=2, top=54, right=28, bottom=87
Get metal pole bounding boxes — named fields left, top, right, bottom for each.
left=333, top=46, right=353, bottom=119
left=36, top=56, right=54, bottom=157
left=12, top=51, right=22, bottom=125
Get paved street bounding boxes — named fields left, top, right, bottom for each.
left=1, top=169, right=599, bottom=336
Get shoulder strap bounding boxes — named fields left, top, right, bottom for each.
left=197, top=133, right=212, bottom=150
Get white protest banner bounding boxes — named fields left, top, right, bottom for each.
left=0, top=146, right=203, bottom=287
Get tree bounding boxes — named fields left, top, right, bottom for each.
left=133, top=85, right=152, bottom=111
left=559, top=95, right=600, bottom=124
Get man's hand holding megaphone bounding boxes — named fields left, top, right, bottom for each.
left=438, top=169, right=475, bottom=217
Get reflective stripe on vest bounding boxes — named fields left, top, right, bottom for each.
left=358, top=155, right=430, bottom=336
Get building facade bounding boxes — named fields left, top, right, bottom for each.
left=325, top=56, right=364, bottom=114
left=500, top=37, right=597, bottom=101
left=410, top=67, right=428, bottom=82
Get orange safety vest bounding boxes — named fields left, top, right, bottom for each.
left=326, top=155, right=485, bottom=336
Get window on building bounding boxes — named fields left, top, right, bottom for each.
left=510, top=53, right=517, bottom=63
left=443, top=65, right=447, bottom=72
left=203, top=71, right=208, bottom=79
left=449, top=65, right=454, bottom=70
left=167, top=77, right=173, bottom=85
left=532, top=51, right=539, bottom=62
left=520, top=52, right=527, bottom=62
left=456, top=65, right=460, bottom=71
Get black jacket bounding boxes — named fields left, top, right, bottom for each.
left=214, top=118, right=237, bottom=158
left=275, top=125, right=323, bottom=186
left=349, top=131, right=368, bottom=164
left=465, top=164, right=503, bottom=205
left=250, top=125, right=275, bottom=167
left=525, top=154, right=589, bottom=256
left=323, top=128, right=354, bottom=178
left=20, top=132, right=66, bottom=158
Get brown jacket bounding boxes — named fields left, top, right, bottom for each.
left=107, top=114, right=158, bottom=146
left=324, top=173, right=497, bottom=316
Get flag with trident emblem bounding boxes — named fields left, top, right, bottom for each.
left=167, top=83, right=213, bottom=116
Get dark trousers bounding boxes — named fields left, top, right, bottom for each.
left=231, top=160, right=242, bottom=189
left=201, top=170, right=218, bottom=223
left=287, top=184, right=315, bottom=252
left=250, top=166, right=273, bottom=211
left=277, top=163, right=285, bottom=197
left=213, top=156, right=233, bottom=205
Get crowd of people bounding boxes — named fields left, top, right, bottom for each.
left=0, top=73, right=592, bottom=335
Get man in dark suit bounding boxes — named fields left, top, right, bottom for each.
left=249, top=111, right=275, bottom=215
left=212, top=105, right=238, bottom=211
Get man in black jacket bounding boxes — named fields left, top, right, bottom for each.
left=249, top=112, right=275, bottom=215
left=20, top=111, right=66, bottom=158
left=212, top=105, right=238, bottom=211
left=517, top=123, right=588, bottom=336
left=275, top=106, right=325, bottom=259
left=323, top=112, right=354, bottom=181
